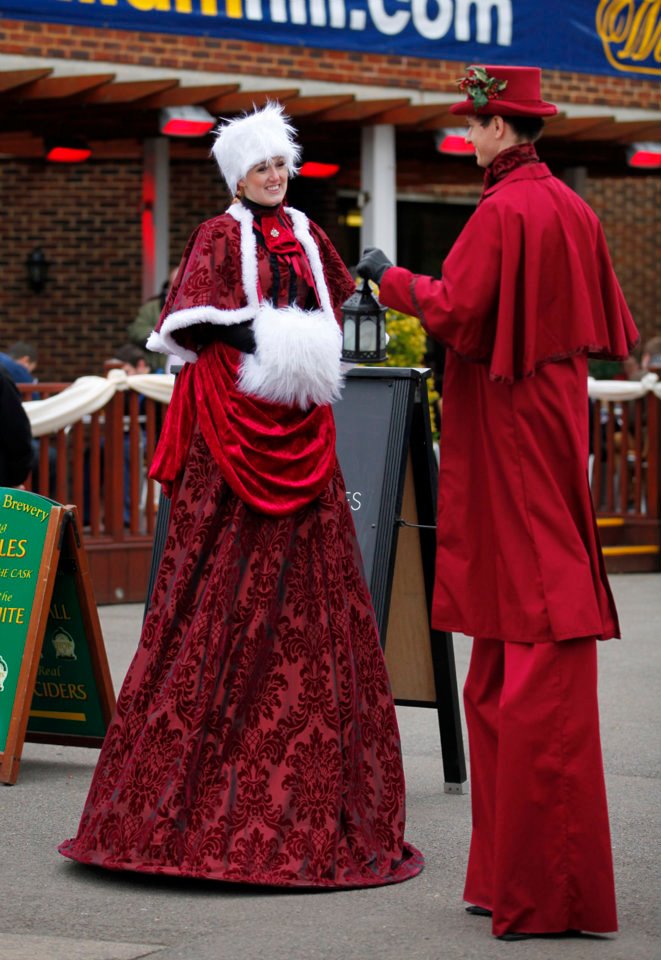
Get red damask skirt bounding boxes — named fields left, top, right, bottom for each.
left=59, top=430, right=423, bottom=887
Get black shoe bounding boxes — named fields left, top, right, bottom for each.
left=497, top=930, right=582, bottom=942
left=466, top=905, right=492, bottom=917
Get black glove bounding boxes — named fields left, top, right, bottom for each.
left=356, top=247, right=393, bottom=285
left=196, top=320, right=256, bottom=354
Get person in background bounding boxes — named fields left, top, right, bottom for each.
left=0, top=341, right=38, bottom=386
left=113, top=343, right=152, bottom=377
left=127, top=270, right=177, bottom=371
left=0, top=341, right=53, bottom=493
left=60, top=102, right=423, bottom=889
left=0, top=364, right=33, bottom=488
left=357, top=65, right=638, bottom=941
left=620, top=347, right=643, bottom=380
left=641, top=335, right=661, bottom=372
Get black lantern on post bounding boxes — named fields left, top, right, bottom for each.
left=341, top=279, right=387, bottom=363
left=26, top=247, right=50, bottom=294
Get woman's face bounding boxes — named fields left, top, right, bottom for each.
left=239, top=157, right=288, bottom=206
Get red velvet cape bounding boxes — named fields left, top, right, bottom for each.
left=384, top=163, right=638, bottom=383
left=379, top=163, right=638, bottom=642
left=149, top=209, right=356, bottom=516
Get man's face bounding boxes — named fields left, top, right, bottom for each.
left=465, top=116, right=499, bottom=169
left=18, top=355, right=37, bottom=374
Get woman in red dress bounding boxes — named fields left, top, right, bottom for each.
left=59, top=103, right=423, bottom=888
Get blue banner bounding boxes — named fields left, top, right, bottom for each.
left=2, top=0, right=659, bottom=78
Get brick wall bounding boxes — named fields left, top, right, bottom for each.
left=169, top=159, right=230, bottom=269
left=0, top=159, right=143, bottom=381
left=585, top=175, right=661, bottom=348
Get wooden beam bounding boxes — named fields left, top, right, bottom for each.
left=203, top=89, right=300, bottom=113
left=418, top=111, right=463, bottom=131
left=377, top=103, right=453, bottom=127
left=608, top=120, right=661, bottom=143
left=284, top=95, right=355, bottom=117
left=84, top=79, right=180, bottom=104
left=138, top=84, right=240, bottom=108
left=88, top=139, right=144, bottom=157
left=314, top=98, right=410, bottom=122
left=17, top=74, right=116, bottom=101
left=0, top=133, right=42, bottom=157
left=0, top=69, right=53, bottom=94
left=543, top=116, right=616, bottom=139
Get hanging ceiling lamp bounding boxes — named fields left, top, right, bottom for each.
left=435, top=128, right=475, bottom=156
left=627, top=142, right=661, bottom=170
left=160, top=106, right=216, bottom=137
left=299, top=161, right=341, bottom=178
left=45, top=136, right=92, bottom=163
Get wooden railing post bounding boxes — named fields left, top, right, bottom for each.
left=103, top=388, right=126, bottom=539
left=646, top=390, right=660, bottom=527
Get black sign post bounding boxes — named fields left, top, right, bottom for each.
left=335, top=368, right=466, bottom=793
left=146, top=368, right=467, bottom=792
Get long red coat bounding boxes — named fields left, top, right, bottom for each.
left=380, top=163, right=638, bottom=643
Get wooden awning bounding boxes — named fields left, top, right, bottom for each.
left=1, top=66, right=659, bottom=169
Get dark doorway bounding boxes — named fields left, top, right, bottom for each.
left=397, top=200, right=475, bottom=277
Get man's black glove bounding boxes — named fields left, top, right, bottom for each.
left=356, top=247, right=393, bottom=285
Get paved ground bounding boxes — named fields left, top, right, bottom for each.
left=1, top=574, right=659, bottom=960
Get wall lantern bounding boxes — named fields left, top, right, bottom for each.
left=341, top=279, right=387, bottom=364
left=299, top=161, right=340, bottom=178
left=160, top=106, right=215, bottom=137
left=26, top=247, right=50, bottom=293
left=435, top=128, right=475, bottom=156
left=627, top=142, right=661, bottom=169
left=45, top=137, right=92, bottom=163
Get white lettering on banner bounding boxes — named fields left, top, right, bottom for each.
left=270, top=0, right=511, bottom=43
left=367, top=0, right=410, bottom=35
left=329, top=0, right=347, bottom=26
left=310, top=0, right=327, bottom=25
left=349, top=7, right=367, bottom=28
left=411, top=0, right=453, bottom=40
left=290, top=0, right=307, bottom=23
left=455, top=0, right=512, bottom=45
left=57, top=0, right=513, bottom=45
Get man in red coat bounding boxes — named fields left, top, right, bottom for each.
left=357, top=65, right=639, bottom=941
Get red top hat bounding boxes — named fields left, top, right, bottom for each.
left=450, top=65, right=558, bottom=117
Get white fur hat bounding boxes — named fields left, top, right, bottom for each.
left=211, top=101, right=302, bottom=196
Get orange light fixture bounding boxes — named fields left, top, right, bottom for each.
left=299, top=161, right=341, bottom=178
left=435, top=128, right=475, bottom=156
left=627, top=142, right=661, bottom=169
left=160, top=106, right=215, bottom=137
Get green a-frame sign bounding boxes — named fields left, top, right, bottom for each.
left=0, top=489, right=115, bottom=785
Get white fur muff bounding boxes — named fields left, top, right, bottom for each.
left=237, top=302, right=343, bottom=410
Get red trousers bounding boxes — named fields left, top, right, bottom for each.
left=463, top=637, right=617, bottom=937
